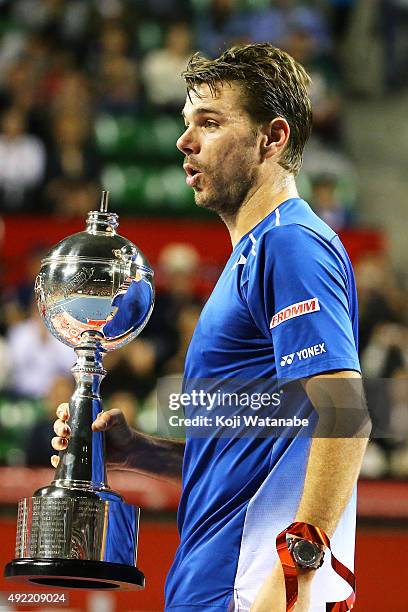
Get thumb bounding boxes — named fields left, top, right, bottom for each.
left=92, top=408, right=127, bottom=432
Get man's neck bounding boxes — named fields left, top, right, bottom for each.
left=224, top=174, right=299, bottom=247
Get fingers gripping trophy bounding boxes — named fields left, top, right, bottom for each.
left=4, top=191, right=154, bottom=590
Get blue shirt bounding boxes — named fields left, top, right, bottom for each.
left=164, top=198, right=360, bottom=611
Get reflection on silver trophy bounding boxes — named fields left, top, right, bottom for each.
left=4, top=191, right=154, bottom=590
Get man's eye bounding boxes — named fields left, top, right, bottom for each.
left=204, top=120, right=218, bottom=128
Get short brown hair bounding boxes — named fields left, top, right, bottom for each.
left=182, top=43, right=312, bottom=176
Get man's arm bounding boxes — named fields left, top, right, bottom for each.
left=112, top=428, right=185, bottom=480
left=295, top=370, right=370, bottom=536
left=251, top=371, right=371, bottom=612
left=52, top=404, right=185, bottom=481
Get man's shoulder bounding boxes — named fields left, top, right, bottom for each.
left=255, top=222, right=336, bottom=263
left=248, top=199, right=335, bottom=249
left=239, top=201, right=346, bottom=285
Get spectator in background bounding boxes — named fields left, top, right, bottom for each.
left=4, top=33, right=52, bottom=97
left=12, top=0, right=67, bottom=35
left=97, top=20, right=133, bottom=61
left=0, top=106, right=46, bottom=212
left=0, top=49, right=50, bottom=141
left=285, top=27, right=342, bottom=145
left=195, top=0, right=248, bottom=58
left=355, top=254, right=407, bottom=356
left=91, top=21, right=142, bottom=115
left=48, top=70, right=93, bottom=124
left=5, top=299, right=74, bottom=399
left=0, top=28, right=26, bottom=89
left=359, top=321, right=408, bottom=478
left=0, top=32, right=60, bottom=138
left=102, top=340, right=158, bottom=403
left=45, top=113, right=100, bottom=213
left=163, top=302, right=202, bottom=375
left=247, top=0, right=291, bottom=49
left=146, top=0, right=193, bottom=22
left=380, top=0, right=408, bottom=91
left=22, top=31, right=56, bottom=87
left=327, top=0, right=356, bottom=47
left=310, top=173, right=353, bottom=231
left=11, top=0, right=93, bottom=62
left=47, top=114, right=98, bottom=183
left=144, top=243, right=203, bottom=368
left=142, top=22, right=193, bottom=113
left=2, top=245, right=46, bottom=326
left=98, top=54, right=142, bottom=115
left=355, top=254, right=408, bottom=478
left=47, top=178, right=99, bottom=217
left=249, top=0, right=330, bottom=53
left=25, top=374, right=74, bottom=466
left=362, top=322, right=408, bottom=379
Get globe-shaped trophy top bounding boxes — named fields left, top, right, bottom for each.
left=35, top=191, right=154, bottom=351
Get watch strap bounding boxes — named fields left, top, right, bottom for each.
left=276, top=521, right=356, bottom=612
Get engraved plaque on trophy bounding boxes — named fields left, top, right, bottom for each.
left=4, top=191, right=154, bottom=590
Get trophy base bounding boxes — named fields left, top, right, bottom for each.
left=4, top=558, right=145, bottom=591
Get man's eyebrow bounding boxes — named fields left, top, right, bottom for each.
left=181, top=107, right=224, bottom=119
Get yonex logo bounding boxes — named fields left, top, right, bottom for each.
left=270, top=298, right=320, bottom=329
left=280, top=343, right=327, bottom=367
left=280, top=353, right=295, bottom=366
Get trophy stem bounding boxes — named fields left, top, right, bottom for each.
left=53, top=332, right=108, bottom=489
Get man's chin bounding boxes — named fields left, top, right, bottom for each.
left=193, top=191, right=214, bottom=210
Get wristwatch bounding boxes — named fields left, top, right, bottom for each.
left=287, top=536, right=325, bottom=570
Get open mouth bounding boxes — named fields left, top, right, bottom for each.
left=183, top=164, right=200, bottom=177
left=184, top=164, right=202, bottom=187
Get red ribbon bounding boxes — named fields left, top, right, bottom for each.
left=276, top=522, right=356, bottom=612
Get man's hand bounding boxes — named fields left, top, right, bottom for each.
left=51, top=402, right=185, bottom=479
left=51, top=403, right=136, bottom=470
left=250, top=562, right=314, bottom=612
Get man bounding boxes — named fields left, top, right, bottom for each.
left=52, top=44, right=370, bottom=611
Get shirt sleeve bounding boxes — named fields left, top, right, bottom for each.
left=245, top=224, right=361, bottom=380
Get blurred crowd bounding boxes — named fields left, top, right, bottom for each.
left=0, top=0, right=407, bottom=479
left=0, top=0, right=373, bottom=221
left=0, top=0, right=405, bottom=218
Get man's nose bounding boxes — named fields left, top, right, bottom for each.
left=176, top=128, right=200, bottom=155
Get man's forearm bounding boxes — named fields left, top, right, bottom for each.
left=122, top=430, right=185, bottom=480
left=295, top=437, right=368, bottom=537
left=297, top=372, right=371, bottom=538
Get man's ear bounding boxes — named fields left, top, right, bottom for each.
left=259, top=117, right=290, bottom=161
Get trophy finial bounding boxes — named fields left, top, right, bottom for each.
left=100, top=190, right=109, bottom=212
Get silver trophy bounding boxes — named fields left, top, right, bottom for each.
left=4, top=191, right=154, bottom=590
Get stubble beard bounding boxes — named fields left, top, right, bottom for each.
left=193, top=153, right=259, bottom=220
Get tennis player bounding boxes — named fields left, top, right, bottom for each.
left=52, top=44, right=370, bottom=611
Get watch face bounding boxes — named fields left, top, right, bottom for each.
left=291, top=539, right=323, bottom=568
left=296, top=540, right=318, bottom=564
